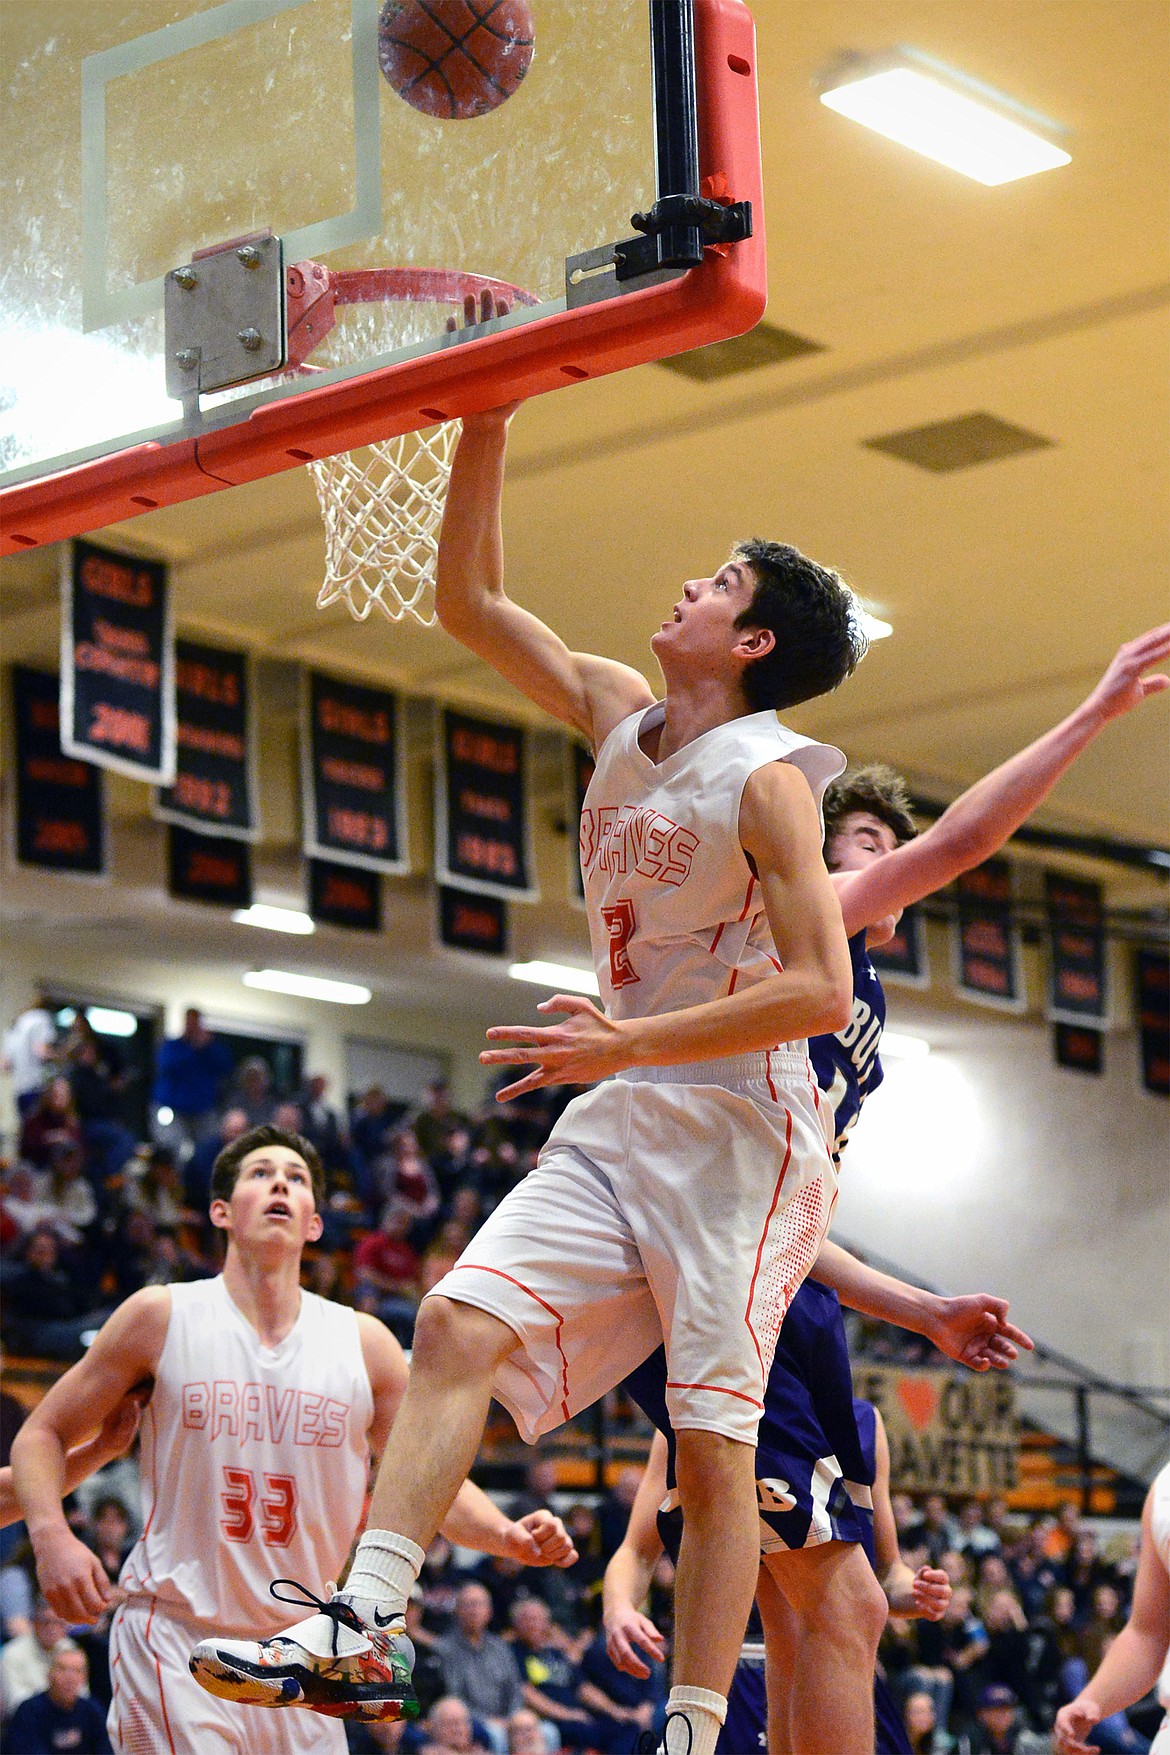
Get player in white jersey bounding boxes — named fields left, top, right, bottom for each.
left=200, top=395, right=865, bottom=1755
left=12, top=1124, right=576, bottom=1753
left=1055, top=1459, right=1170, bottom=1755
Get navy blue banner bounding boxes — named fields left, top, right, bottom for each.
left=869, top=904, right=929, bottom=989
left=167, top=825, right=252, bottom=909
left=1053, top=1021, right=1104, bottom=1076
left=436, top=710, right=536, bottom=901
left=1045, top=873, right=1107, bottom=1026
left=309, top=858, right=383, bottom=932
left=952, top=859, right=1025, bottom=1011
left=156, top=641, right=257, bottom=838
left=438, top=885, right=508, bottom=957
left=1135, top=947, right=1169, bottom=1098
left=61, top=538, right=174, bottom=783
left=12, top=667, right=105, bottom=874
left=302, top=672, right=407, bottom=875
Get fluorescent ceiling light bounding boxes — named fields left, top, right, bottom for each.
left=509, top=960, right=601, bottom=997
left=880, top=1030, right=932, bottom=1060
left=233, top=904, right=315, bottom=935
left=86, top=1005, right=139, bottom=1037
left=242, top=969, right=371, bottom=1005
left=820, top=59, right=1070, bottom=186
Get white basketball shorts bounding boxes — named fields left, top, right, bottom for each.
left=427, top=1049, right=837, bottom=1447
left=109, top=1597, right=346, bottom=1755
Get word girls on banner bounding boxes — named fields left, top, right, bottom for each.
left=302, top=672, right=407, bottom=875
left=436, top=710, right=537, bottom=901
left=155, top=641, right=257, bottom=839
left=12, top=667, right=105, bottom=875
left=1045, top=873, right=1107, bottom=1025
left=852, top=1364, right=1018, bottom=1496
left=951, top=858, right=1025, bottom=1011
left=438, top=886, right=508, bottom=957
left=167, top=825, right=252, bottom=909
left=1135, top=947, right=1170, bottom=1098
left=566, top=743, right=595, bottom=908
left=868, top=904, right=929, bottom=988
left=61, top=538, right=174, bottom=784
left=309, top=859, right=382, bottom=933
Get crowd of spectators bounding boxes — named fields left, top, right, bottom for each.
left=0, top=993, right=1159, bottom=1752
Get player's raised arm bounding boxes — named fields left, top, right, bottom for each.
left=434, top=408, right=654, bottom=747
left=835, top=623, right=1170, bottom=938
left=11, top=1287, right=171, bottom=1623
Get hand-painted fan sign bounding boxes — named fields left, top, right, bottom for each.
left=853, top=1364, right=1017, bottom=1496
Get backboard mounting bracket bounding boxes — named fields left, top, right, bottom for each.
left=164, top=229, right=286, bottom=403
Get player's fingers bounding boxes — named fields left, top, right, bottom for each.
left=536, top=994, right=594, bottom=1016
left=634, top=1617, right=666, bottom=1659
left=609, top=1631, right=651, bottom=1679
left=463, top=292, right=477, bottom=327
left=493, top=1069, right=551, bottom=1101
left=1140, top=673, right=1170, bottom=696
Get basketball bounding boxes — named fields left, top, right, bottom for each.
left=378, top=0, right=535, bottom=121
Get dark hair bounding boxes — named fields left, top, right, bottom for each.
left=210, top=1123, right=324, bottom=1209
left=823, top=764, right=919, bottom=851
left=732, top=538, right=868, bottom=711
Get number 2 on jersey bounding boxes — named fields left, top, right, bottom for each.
left=601, top=899, right=639, bottom=988
left=220, top=1466, right=298, bottom=1546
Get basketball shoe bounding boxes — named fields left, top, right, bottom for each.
left=189, top=1581, right=418, bottom=1723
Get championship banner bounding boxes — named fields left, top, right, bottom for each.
left=852, top=1364, right=1018, bottom=1496
left=1053, top=1021, right=1104, bottom=1076
left=61, top=538, right=175, bottom=783
left=869, top=904, right=929, bottom=989
left=435, top=710, right=537, bottom=901
left=11, top=666, right=105, bottom=875
left=951, top=858, right=1025, bottom=1011
left=155, top=641, right=258, bottom=839
left=167, top=825, right=252, bottom=909
left=1045, top=873, right=1107, bottom=1026
left=302, top=672, right=408, bottom=876
left=438, top=885, right=509, bottom=957
left=566, top=742, right=595, bottom=908
left=1135, top=947, right=1170, bottom=1098
left=309, top=859, right=383, bottom=933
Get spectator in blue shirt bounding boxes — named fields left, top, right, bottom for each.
left=577, top=1629, right=666, bottom=1754
left=6, top=1644, right=113, bottom=1753
left=150, top=1009, right=232, bottom=1149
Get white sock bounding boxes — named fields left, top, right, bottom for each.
left=662, top=1686, right=727, bottom=1755
left=340, top=1529, right=425, bottom=1623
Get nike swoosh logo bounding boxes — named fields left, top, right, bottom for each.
left=373, top=1609, right=398, bottom=1628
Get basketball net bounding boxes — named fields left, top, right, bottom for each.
left=309, top=421, right=459, bottom=627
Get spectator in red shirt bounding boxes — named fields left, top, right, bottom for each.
left=354, top=1206, right=422, bottom=1345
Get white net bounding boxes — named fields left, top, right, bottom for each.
left=308, top=421, right=461, bottom=625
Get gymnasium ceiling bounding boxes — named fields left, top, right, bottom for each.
left=3, top=0, right=1169, bottom=962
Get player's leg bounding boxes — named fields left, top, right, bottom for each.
left=762, top=1542, right=887, bottom=1755
left=672, top=1426, right=760, bottom=1691
left=110, top=1601, right=265, bottom=1755
left=754, top=1559, right=799, bottom=1755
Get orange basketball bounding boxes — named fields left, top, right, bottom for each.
left=378, top=0, right=535, bottom=121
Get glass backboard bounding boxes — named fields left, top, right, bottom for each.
left=1, top=0, right=765, bottom=551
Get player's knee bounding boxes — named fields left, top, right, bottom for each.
left=674, top=1427, right=754, bottom=1513
left=808, top=1554, right=887, bottom=1652
left=411, top=1295, right=514, bottom=1377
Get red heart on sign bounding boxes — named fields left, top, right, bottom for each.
left=897, top=1376, right=939, bottom=1432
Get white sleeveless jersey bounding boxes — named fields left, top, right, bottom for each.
left=119, top=1277, right=373, bottom=1636
left=1152, top=1460, right=1170, bottom=1707
left=579, top=702, right=844, bottom=1028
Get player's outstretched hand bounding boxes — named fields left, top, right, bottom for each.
left=34, top=1524, right=114, bottom=1624
left=604, top=1601, right=666, bottom=1679
left=503, top=1510, right=579, bottom=1569
left=1053, top=1696, right=1105, bottom=1754
left=1083, top=622, right=1170, bottom=725
left=927, top=1294, right=1034, bottom=1372
left=482, top=996, right=630, bottom=1101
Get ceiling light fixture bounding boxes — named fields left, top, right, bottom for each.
left=85, top=1005, right=139, bottom=1037
left=820, top=49, right=1070, bottom=186
left=232, top=903, right=315, bottom=935
left=242, top=969, right=371, bottom=1005
left=509, top=960, right=601, bottom=997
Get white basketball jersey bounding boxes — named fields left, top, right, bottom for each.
left=1152, top=1460, right=1170, bottom=1707
left=579, top=703, right=844, bottom=1027
left=119, top=1277, right=373, bottom=1636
